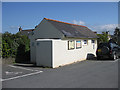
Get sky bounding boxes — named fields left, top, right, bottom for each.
left=2, top=2, right=118, bottom=34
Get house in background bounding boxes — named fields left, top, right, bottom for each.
left=19, top=26, right=34, bottom=37
left=28, top=18, right=98, bottom=68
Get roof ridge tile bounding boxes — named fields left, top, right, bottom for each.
left=44, top=18, right=87, bottom=28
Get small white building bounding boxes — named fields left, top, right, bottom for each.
left=29, top=18, right=98, bottom=68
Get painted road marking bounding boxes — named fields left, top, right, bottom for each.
left=8, top=65, right=39, bottom=71
left=5, top=71, right=23, bottom=75
left=1, top=71, right=43, bottom=82
left=92, top=59, right=119, bottom=62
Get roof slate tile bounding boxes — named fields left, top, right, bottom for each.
left=45, top=18, right=98, bottom=38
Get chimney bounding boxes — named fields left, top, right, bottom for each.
left=94, top=31, right=97, bottom=34
left=106, top=31, right=109, bottom=35
left=19, top=26, right=22, bottom=31
left=35, top=25, right=38, bottom=28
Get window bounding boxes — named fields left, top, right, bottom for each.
left=83, top=40, right=88, bottom=45
left=37, top=42, right=39, bottom=46
left=32, top=42, right=34, bottom=46
left=68, top=40, right=75, bottom=50
left=91, top=40, right=95, bottom=43
left=76, top=40, right=82, bottom=49
left=93, top=44, right=95, bottom=49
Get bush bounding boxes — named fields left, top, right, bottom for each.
left=97, top=32, right=109, bottom=45
left=2, top=32, right=30, bottom=62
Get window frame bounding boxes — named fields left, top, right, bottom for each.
left=76, top=40, right=82, bottom=49
left=91, top=40, right=95, bottom=44
left=83, top=40, right=88, bottom=45
left=68, top=40, right=75, bottom=50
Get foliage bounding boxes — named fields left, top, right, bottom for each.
left=2, top=32, right=30, bottom=62
left=0, top=33, right=2, bottom=58
left=114, top=27, right=120, bottom=45
left=114, top=27, right=120, bottom=36
left=97, top=32, right=109, bottom=44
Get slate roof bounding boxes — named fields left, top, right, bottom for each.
left=20, top=29, right=34, bottom=36
left=44, top=18, right=98, bottom=39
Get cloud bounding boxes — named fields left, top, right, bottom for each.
left=100, top=24, right=117, bottom=30
left=89, top=24, right=118, bottom=35
left=1, top=26, right=20, bottom=34
left=71, top=19, right=117, bottom=34
left=72, top=20, right=85, bottom=25
left=9, top=26, right=19, bottom=30
left=71, top=20, right=117, bottom=35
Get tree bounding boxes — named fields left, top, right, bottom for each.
left=2, top=32, right=30, bottom=62
left=114, top=27, right=120, bottom=45
left=97, top=32, right=109, bottom=45
left=0, top=33, right=2, bottom=58
left=2, top=32, right=13, bottom=58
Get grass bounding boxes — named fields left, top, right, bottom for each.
left=2, top=57, right=15, bottom=64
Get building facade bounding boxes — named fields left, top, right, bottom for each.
left=29, top=18, right=98, bottom=68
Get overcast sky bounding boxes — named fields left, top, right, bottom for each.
left=2, top=2, right=118, bottom=34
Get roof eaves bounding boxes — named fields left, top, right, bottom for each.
left=22, top=29, right=34, bottom=31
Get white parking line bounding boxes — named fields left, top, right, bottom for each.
left=8, top=65, right=38, bottom=71
left=96, top=59, right=119, bottom=62
left=1, top=71, right=43, bottom=82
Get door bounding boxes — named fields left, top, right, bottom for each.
left=36, top=40, right=52, bottom=67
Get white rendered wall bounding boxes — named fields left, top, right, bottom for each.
left=29, top=19, right=64, bottom=63
left=29, top=19, right=63, bottom=63
left=52, top=39, right=97, bottom=68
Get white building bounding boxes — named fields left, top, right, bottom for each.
left=29, top=18, right=98, bottom=68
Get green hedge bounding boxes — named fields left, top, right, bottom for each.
left=97, top=32, right=109, bottom=44
left=2, top=32, right=30, bottom=62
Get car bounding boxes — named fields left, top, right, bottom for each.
left=96, top=42, right=120, bottom=60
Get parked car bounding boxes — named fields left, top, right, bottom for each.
left=96, top=42, right=120, bottom=60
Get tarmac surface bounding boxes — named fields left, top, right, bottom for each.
left=2, top=59, right=119, bottom=88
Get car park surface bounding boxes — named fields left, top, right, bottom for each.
left=2, top=59, right=119, bottom=88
